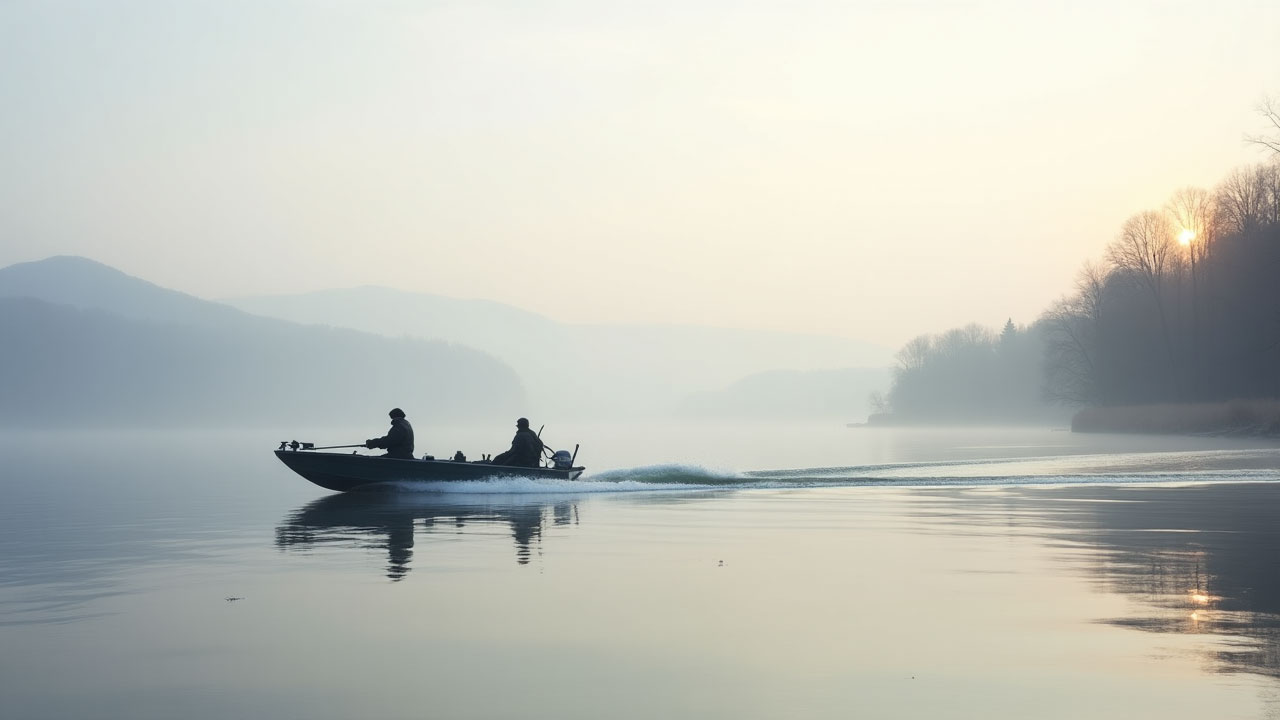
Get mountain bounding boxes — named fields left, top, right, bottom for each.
left=679, top=367, right=892, bottom=420
left=0, top=256, right=250, bottom=327
left=0, top=258, right=525, bottom=427
left=221, top=285, right=563, bottom=347
left=225, top=288, right=893, bottom=418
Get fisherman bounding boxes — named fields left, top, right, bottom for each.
left=492, top=417, right=544, bottom=467
left=365, top=408, right=415, bottom=459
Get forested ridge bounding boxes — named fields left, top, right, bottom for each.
left=882, top=109, right=1280, bottom=426
left=0, top=258, right=527, bottom=427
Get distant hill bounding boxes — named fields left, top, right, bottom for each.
left=0, top=258, right=525, bottom=427
left=0, top=256, right=250, bottom=327
left=679, top=367, right=892, bottom=420
left=225, top=288, right=893, bottom=418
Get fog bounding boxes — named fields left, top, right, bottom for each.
left=1, top=2, right=1278, bottom=430
left=0, top=256, right=890, bottom=427
left=8, top=9, right=1280, bottom=718
left=0, top=259, right=525, bottom=427
left=223, top=285, right=890, bottom=420
left=2, top=1, right=1277, bottom=350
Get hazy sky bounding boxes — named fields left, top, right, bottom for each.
left=2, top=0, right=1277, bottom=348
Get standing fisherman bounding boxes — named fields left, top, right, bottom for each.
left=366, top=408, right=415, bottom=459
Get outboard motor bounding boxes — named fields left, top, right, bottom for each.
left=552, top=450, right=573, bottom=469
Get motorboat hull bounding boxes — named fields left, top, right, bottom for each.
left=274, top=450, right=584, bottom=492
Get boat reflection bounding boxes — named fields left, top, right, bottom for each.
left=275, top=492, right=581, bottom=580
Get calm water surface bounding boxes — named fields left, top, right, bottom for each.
left=3, top=425, right=1280, bottom=719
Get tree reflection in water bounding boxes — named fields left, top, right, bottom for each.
left=911, top=483, right=1280, bottom=679
left=278, top=483, right=1280, bottom=678
left=275, top=492, right=580, bottom=579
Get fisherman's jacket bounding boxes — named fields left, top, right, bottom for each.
left=369, top=417, right=415, bottom=459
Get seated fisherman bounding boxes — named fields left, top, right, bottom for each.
left=365, top=408, right=415, bottom=459
left=492, top=417, right=544, bottom=467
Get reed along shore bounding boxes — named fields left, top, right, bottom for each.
left=1072, top=399, right=1280, bottom=437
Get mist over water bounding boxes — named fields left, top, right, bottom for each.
left=3, top=0, right=1278, bottom=714
left=267, top=421, right=1280, bottom=491
left=4, top=424, right=1280, bottom=719
left=361, top=450, right=1280, bottom=494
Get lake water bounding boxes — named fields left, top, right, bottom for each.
left=3, top=424, right=1280, bottom=719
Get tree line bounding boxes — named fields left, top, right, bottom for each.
left=877, top=319, right=1054, bottom=422
left=881, top=115, right=1280, bottom=422
left=1044, top=159, right=1280, bottom=406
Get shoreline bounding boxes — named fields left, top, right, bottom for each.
left=1071, top=399, right=1280, bottom=437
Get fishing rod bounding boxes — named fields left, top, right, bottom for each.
left=537, top=425, right=559, bottom=461
left=532, top=425, right=581, bottom=469
left=278, top=441, right=366, bottom=451
left=534, top=425, right=570, bottom=466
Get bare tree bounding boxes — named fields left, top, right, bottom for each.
left=1106, top=211, right=1180, bottom=291
left=1047, top=152, right=1280, bottom=408
left=936, top=323, right=995, bottom=358
left=1106, top=211, right=1180, bottom=384
left=1245, top=95, right=1280, bottom=155
left=1262, top=160, right=1280, bottom=227
left=867, top=391, right=890, bottom=415
left=1043, top=298, right=1094, bottom=404
left=1041, top=261, right=1111, bottom=404
left=1164, top=186, right=1216, bottom=263
left=1215, top=164, right=1275, bottom=235
left=894, top=335, right=933, bottom=372
left=1075, top=260, right=1109, bottom=323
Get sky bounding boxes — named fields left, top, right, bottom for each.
left=2, top=0, right=1277, bottom=349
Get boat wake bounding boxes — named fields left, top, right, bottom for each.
left=374, top=451, right=1280, bottom=495
left=382, top=464, right=736, bottom=494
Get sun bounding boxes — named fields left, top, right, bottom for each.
left=1179, top=228, right=1197, bottom=246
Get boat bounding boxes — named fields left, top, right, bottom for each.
left=274, top=441, right=585, bottom=492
